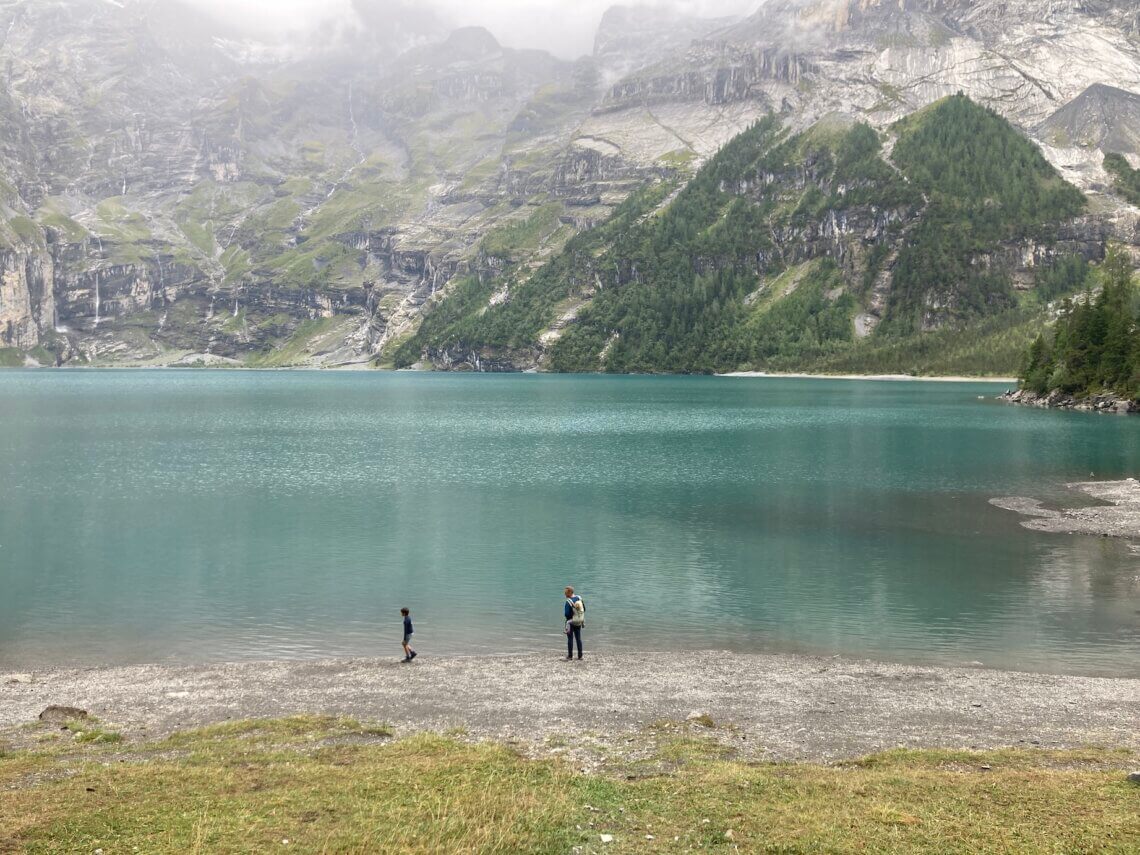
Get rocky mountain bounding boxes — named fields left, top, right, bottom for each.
left=601, top=1, right=1140, bottom=174
left=1038, top=84, right=1140, bottom=158
left=592, top=4, right=741, bottom=86
left=0, top=0, right=1138, bottom=370
left=0, top=0, right=592, bottom=365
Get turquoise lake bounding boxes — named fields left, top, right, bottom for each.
left=1, top=370, right=1138, bottom=675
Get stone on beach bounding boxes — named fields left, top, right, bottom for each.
left=38, top=705, right=88, bottom=724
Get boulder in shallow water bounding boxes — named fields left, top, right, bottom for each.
left=38, top=705, right=88, bottom=724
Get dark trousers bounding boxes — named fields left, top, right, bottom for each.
left=566, top=623, right=582, bottom=658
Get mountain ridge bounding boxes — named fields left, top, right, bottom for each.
left=0, top=0, right=1137, bottom=370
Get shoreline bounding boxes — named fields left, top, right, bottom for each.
left=5, top=363, right=1018, bottom=382
left=1001, top=387, right=1138, bottom=413
left=4, top=651, right=1137, bottom=762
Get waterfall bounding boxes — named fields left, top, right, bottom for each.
left=299, top=82, right=368, bottom=227
left=93, top=237, right=103, bottom=328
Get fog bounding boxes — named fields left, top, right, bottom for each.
left=182, top=0, right=763, bottom=58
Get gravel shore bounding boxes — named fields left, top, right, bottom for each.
left=991, top=479, right=1140, bottom=539
left=3, top=652, right=1137, bottom=762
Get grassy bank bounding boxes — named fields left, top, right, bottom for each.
left=1, top=716, right=1137, bottom=853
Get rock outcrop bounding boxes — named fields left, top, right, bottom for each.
left=1001, top=388, right=1138, bottom=413
left=1038, top=85, right=1140, bottom=156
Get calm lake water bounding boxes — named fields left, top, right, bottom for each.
left=1, top=370, right=1138, bottom=675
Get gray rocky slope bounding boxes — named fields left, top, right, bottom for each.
left=1, top=0, right=1138, bottom=367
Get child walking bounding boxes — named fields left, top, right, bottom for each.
left=401, top=607, right=417, bottom=662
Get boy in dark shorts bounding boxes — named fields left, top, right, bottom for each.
left=401, top=607, right=417, bottom=662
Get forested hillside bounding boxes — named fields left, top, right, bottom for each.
left=399, top=96, right=1095, bottom=375
left=1020, top=245, right=1140, bottom=401
left=1103, top=154, right=1140, bottom=207
left=884, top=96, right=1087, bottom=332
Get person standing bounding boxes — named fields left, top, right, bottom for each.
left=563, top=586, right=584, bottom=660
left=401, top=607, right=417, bottom=662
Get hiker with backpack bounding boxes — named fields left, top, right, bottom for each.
left=563, top=586, right=585, bottom=660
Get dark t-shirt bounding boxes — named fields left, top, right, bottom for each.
left=403, top=615, right=413, bottom=636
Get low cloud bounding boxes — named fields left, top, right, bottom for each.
left=430, top=0, right=761, bottom=57
left=178, top=0, right=763, bottom=58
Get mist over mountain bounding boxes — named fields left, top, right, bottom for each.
left=0, top=0, right=1137, bottom=371
left=179, top=0, right=759, bottom=59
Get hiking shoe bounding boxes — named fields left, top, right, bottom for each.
left=410, top=651, right=417, bottom=660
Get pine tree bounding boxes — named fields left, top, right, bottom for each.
left=1093, top=245, right=1135, bottom=393
left=1021, top=334, right=1052, bottom=394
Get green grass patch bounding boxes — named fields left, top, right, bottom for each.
left=658, top=148, right=698, bottom=172
left=248, top=316, right=346, bottom=367
left=27, top=345, right=56, bottom=366
left=0, top=718, right=1135, bottom=853
left=220, top=308, right=246, bottom=333
left=7, top=214, right=42, bottom=246
left=480, top=202, right=564, bottom=259
left=59, top=717, right=123, bottom=745
left=0, top=347, right=25, bottom=367
left=37, top=211, right=88, bottom=243
left=95, top=197, right=153, bottom=244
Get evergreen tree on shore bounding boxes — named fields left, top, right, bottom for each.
left=1020, top=245, right=1139, bottom=400
left=1103, top=154, right=1140, bottom=207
